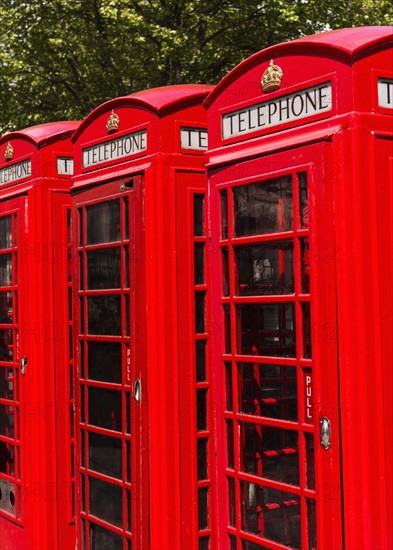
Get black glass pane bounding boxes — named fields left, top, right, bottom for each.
left=195, top=292, right=205, bottom=334
left=235, top=242, right=294, bottom=295
left=0, top=329, right=13, bottom=362
left=299, top=173, right=309, bottom=229
left=197, top=438, right=208, bottom=480
left=237, top=303, right=296, bottom=357
left=238, top=363, right=297, bottom=421
left=198, top=487, right=209, bottom=530
left=89, top=432, right=122, bottom=479
left=89, top=478, right=122, bottom=528
left=306, top=433, right=315, bottom=490
left=234, top=177, right=292, bottom=236
left=228, top=477, right=236, bottom=526
left=87, top=296, right=121, bottom=335
left=222, top=248, right=229, bottom=297
left=240, top=483, right=301, bottom=548
left=86, top=201, right=120, bottom=244
left=88, top=387, right=122, bottom=432
left=194, top=195, right=205, bottom=236
left=307, top=499, right=317, bottom=549
left=197, top=389, right=207, bottom=432
left=301, top=239, right=310, bottom=293
left=220, top=190, right=228, bottom=240
left=90, top=520, right=123, bottom=549
left=199, top=537, right=210, bottom=550
left=225, top=363, right=233, bottom=411
left=0, top=292, right=12, bottom=324
left=88, top=342, right=121, bottom=383
left=0, top=254, right=12, bottom=286
left=0, top=217, right=12, bottom=249
left=194, top=244, right=205, bottom=285
left=123, top=197, right=129, bottom=240
left=224, top=305, right=231, bottom=354
left=240, top=424, right=299, bottom=485
left=302, top=302, right=312, bottom=358
left=226, top=420, right=234, bottom=469
left=87, top=248, right=121, bottom=289
left=196, top=340, right=206, bottom=382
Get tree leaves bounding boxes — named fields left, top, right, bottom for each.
left=0, top=0, right=392, bottom=132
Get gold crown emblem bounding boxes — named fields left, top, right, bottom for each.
left=262, top=59, right=283, bottom=93
left=106, top=110, right=120, bottom=133
left=5, top=142, right=13, bottom=161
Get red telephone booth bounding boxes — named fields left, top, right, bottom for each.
left=0, top=122, right=78, bottom=549
left=204, top=27, right=393, bottom=549
left=70, top=84, right=213, bottom=550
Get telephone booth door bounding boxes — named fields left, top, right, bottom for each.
left=0, top=197, right=25, bottom=542
left=73, top=176, right=148, bottom=550
left=209, top=143, right=342, bottom=550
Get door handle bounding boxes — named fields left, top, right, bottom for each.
left=133, top=378, right=141, bottom=403
left=20, top=356, right=28, bottom=376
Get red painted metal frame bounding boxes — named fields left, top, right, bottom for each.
left=0, top=122, right=78, bottom=549
left=71, top=84, right=213, bottom=550
left=205, top=26, right=393, bottom=550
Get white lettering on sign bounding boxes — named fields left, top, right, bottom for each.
left=305, top=374, right=313, bottom=422
left=57, top=157, right=74, bottom=175
left=83, top=129, right=147, bottom=168
left=222, top=81, right=332, bottom=139
left=0, top=159, right=31, bottom=185
left=180, top=127, right=208, bottom=150
left=378, top=78, right=393, bottom=109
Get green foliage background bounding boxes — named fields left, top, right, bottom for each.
left=0, top=0, right=392, bottom=132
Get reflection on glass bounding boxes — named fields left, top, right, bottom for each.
left=226, top=420, right=234, bottom=469
left=124, top=196, right=129, bottom=240
left=197, top=389, right=207, bottom=432
left=0, top=404, right=14, bottom=437
left=194, top=195, right=205, bottom=237
left=198, top=487, right=209, bottom=530
left=301, top=239, right=310, bottom=293
left=88, top=295, right=121, bottom=335
left=88, top=387, right=122, bottom=432
left=299, top=173, right=309, bottom=229
left=0, top=329, right=13, bottom=362
left=302, top=302, right=312, bottom=359
left=0, top=217, right=12, bottom=249
left=220, top=190, right=228, bottom=240
left=222, top=248, right=229, bottom=296
left=307, top=499, right=317, bottom=549
left=194, top=244, right=205, bottom=285
left=87, top=342, right=122, bottom=383
left=196, top=340, right=206, bottom=382
left=89, top=432, right=122, bottom=479
left=237, top=303, right=296, bottom=357
left=238, top=363, right=297, bottom=420
left=87, top=248, right=121, bottom=289
left=89, top=513, right=123, bottom=543
left=305, top=433, right=315, bottom=490
left=86, top=200, right=121, bottom=244
left=241, top=482, right=301, bottom=548
left=235, top=242, right=294, bottom=295
left=234, top=177, right=292, bottom=236
left=228, top=477, right=236, bottom=527
left=197, top=438, right=208, bottom=480
left=0, top=254, right=12, bottom=286
left=195, top=292, right=205, bottom=334
left=240, top=423, right=299, bottom=485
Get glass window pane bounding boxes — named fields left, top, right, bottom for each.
left=299, top=173, right=309, bottom=229
left=197, top=389, right=207, bottom=432
left=198, top=487, right=209, bottom=530
left=87, top=248, right=121, bottom=289
left=88, top=387, right=122, bottom=432
left=195, top=292, right=205, bottom=334
left=301, top=239, right=310, bottom=293
left=240, top=424, right=299, bottom=485
left=235, top=242, right=294, bottom=296
left=0, top=329, right=13, bottom=362
left=194, top=244, right=205, bottom=285
left=86, top=200, right=120, bottom=244
left=0, top=217, right=12, bottom=249
left=302, top=302, right=312, bottom=359
left=0, top=254, right=12, bottom=286
left=228, top=477, right=236, bottom=527
left=87, top=296, right=121, bottom=335
left=226, top=419, right=234, bottom=469
left=238, top=363, right=297, bottom=421
left=197, top=438, right=208, bottom=480
left=89, top=432, right=122, bottom=479
left=88, top=342, right=121, bottom=383
left=237, top=303, right=296, bottom=357
left=196, top=340, right=206, bottom=382
left=89, top=516, right=123, bottom=545
left=224, top=304, right=231, bottom=354
left=194, top=195, right=205, bottom=237
left=234, top=177, right=292, bottom=237
left=220, top=190, right=228, bottom=240
left=222, top=248, right=229, bottom=297
left=306, top=433, right=315, bottom=490
left=225, top=362, right=233, bottom=411
left=240, top=483, right=301, bottom=548
left=307, top=499, right=316, bottom=549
